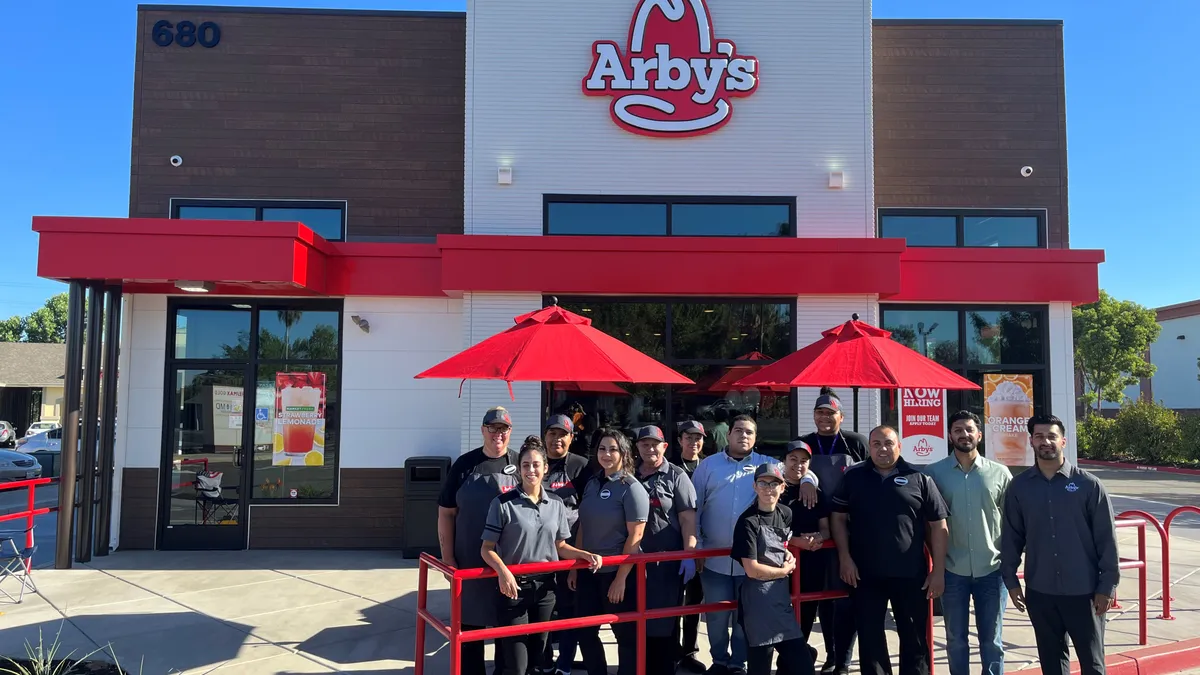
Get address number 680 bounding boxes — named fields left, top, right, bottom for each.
left=153, top=20, right=221, bottom=48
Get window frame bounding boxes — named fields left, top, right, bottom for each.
left=544, top=194, right=797, bottom=237
left=877, top=208, right=1047, bottom=248
left=164, top=297, right=344, bottom=506
left=169, top=198, right=349, bottom=242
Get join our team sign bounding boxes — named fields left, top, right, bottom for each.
left=899, top=388, right=946, bottom=465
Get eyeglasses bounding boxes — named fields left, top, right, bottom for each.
left=755, top=480, right=784, bottom=489
left=485, top=425, right=512, bottom=435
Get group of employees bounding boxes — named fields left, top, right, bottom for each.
left=437, top=386, right=1120, bottom=675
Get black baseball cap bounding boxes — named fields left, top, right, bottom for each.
left=754, top=463, right=785, bottom=483
left=636, top=426, right=666, bottom=442
left=786, top=440, right=813, bottom=458
left=482, top=407, right=513, bottom=427
left=814, top=394, right=842, bottom=412
left=544, top=414, right=574, bottom=433
left=677, top=420, right=706, bottom=436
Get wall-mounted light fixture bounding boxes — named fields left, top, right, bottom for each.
left=350, top=315, right=370, bottom=334
left=175, top=281, right=214, bottom=293
left=828, top=171, right=844, bottom=189
left=1177, top=335, right=1186, bottom=340
left=497, top=166, right=513, bottom=185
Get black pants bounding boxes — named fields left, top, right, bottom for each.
left=1026, top=589, right=1106, bottom=675
left=679, top=568, right=704, bottom=657
left=576, top=570, right=638, bottom=675
left=817, top=561, right=856, bottom=670
left=647, top=636, right=679, bottom=674
left=749, top=637, right=816, bottom=675
left=461, top=624, right=502, bottom=675
left=494, top=575, right=556, bottom=675
left=853, top=576, right=930, bottom=675
left=544, top=570, right=579, bottom=671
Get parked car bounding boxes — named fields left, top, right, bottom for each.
left=24, top=421, right=60, bottom=438
left=0, top=422, right=16, bottom=448
left=16, top=425, right=62, bottom=453
left=0, top=448, right=41, bottom=482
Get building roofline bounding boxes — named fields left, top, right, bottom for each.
left=1156, top=299, right=1200, bottom=322
left=873, top=18, right=1063, bottom=26
left=137, top=4, right=465, bottom=18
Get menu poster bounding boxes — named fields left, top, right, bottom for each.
left=273, top=372, right=327, bottom=467
left=984, top=374, right=1034, bottom=466
left=899, top=387, right=946, bottom=465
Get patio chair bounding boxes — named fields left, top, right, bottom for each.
left=0, top=525, right=38, bottom=603
left=194, top=471, right=238, bottom=525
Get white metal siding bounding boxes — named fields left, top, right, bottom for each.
left=465, top=0, right=874, bottom=238
left=1048, top=302, right=1078, bottom=464
left=1147, top=315, right=1200, bottom=410
left=459, top=293, right=544, bottom=453
left=124, top=294, right=167, bottom=470
left=341, top=297, right=465, bottom=467
left=795, top=295, right=880, bottom=430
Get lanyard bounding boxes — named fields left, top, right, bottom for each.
left=815, top=433, right=841, bottom=456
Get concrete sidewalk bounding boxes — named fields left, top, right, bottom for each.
left=1, top=528, right=1199, bottom=675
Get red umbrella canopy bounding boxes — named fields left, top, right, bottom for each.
left=678, top=352, right=791, bottom=394
left=732, top=318, right=980, bottom=390
left=415, top=305, right=693, bottom=389
left=550, top=381, right=629, bottom=395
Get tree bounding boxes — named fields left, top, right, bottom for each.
left=0, top=293, right=68, bottom=343
left=1073, top=291, right=1161, bottom=415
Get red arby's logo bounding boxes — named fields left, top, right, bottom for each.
left=913, top=438, right=935, bottom=457
left=582, top=0, right=758, bottom=137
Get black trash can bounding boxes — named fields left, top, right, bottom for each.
left=403, top=456, right=452, bottom=559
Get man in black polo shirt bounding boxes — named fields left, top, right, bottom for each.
left=541, top=414, right=591, bottom=675
left=831, top=426, right=949, bottom=675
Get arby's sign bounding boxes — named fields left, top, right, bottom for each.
left=582, top=0, right=759, bottom=137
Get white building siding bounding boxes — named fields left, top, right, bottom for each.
left=795, top=295, right=880, bottom=430
left=465, top=0, right=873, bottom=238
left=1146, top=315, right=1200, bottom=410
left=1048, top=302, right=1078, bottom=463
left=340, top=297, right=464, bottom=467
left=458, top=293, right=544, bottom=453
left=123, top=294, right=167, bottom=470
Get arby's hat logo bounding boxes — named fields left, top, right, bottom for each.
left=582, top=0, right=759, bottom=137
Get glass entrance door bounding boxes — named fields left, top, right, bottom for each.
left=160, top=368, right=250, bottom=550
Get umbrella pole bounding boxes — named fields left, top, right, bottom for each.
left=547, top=381, right=555, bottom=420
left=853, top=386, right=860, bottom=433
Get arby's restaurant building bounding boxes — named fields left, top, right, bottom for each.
left=31, top=0, right=1102, bottom=553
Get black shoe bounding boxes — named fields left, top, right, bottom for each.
left=729, top=668, right=747, bottom=675
left=819, top=662, right=837, bottom=675
left=706, top=666, right=729, bottom=675
left=679, top=656, right=707, bottom=674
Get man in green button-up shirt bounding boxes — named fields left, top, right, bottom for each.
left=926, top=411, right=1012, bottom=675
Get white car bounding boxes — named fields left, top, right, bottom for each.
left=24, top=421, right=60, bottom=438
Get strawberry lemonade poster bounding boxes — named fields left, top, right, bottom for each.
left=273, top=372, right=326, bottom=467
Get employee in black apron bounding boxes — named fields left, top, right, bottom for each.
left=634, top=425, right=698, bottom=675
left=731, top=463, right=816, bottom=675
left=541, top=414, right=591, bottom=675
left=676, top=419, right=709, bottom=674
left=570, top=428, right=649, bottom=675
left=782, top=441, right=832, bottom=651
left=794, top=387, right=866, bottom=675
left=481, top=435, right=604, bottom=675
left=437, top=406, right=521, bottom=675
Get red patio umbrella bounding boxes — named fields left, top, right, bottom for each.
left=415, top=302, right=692, bottom=398
left=733, top=314, right=980, bottom=430
left=677, top=352, right=791, bottom=395
left=549, top=381, right=629, bottom=395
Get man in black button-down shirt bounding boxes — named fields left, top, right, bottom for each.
left=1001, top=414, right=1119, bottom=675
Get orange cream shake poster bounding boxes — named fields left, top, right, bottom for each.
left=273, top=372, right=326, bottom=467
left=983, top=374, right=1034, bottom=466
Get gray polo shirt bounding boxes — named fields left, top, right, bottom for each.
left=482, top=487, right=571, bottom=567
left=579, top=471, right=650, bottom=562
left=637, top=461, right=697, bottom=553
left=1001, top=461, right=1119, bottom=597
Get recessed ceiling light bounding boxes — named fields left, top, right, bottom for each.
left=175, top=281, right=214, bottom=293
left=703, top=309, right=715, bottom=313
left=582, top=308, right=592, bottom=312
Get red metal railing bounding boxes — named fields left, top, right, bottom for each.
left=414, top=542, right=938, bottom=675
left=1116, top=511, right=1169, bottom=622
left=1162, top=506, right=1200, bottom=620
left=0, top=476, right=59, bottom=573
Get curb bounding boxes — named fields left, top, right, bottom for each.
left=1072, top=637, right=1200, bottom=675
left=1080, top=459, right=1200, bottom=476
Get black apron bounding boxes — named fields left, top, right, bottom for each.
left=738, top=523, right=804, bottom=648
left=639, top=467, right=684, bottom=638
left=808, top=453, right=857, bottom=501
left=454, top=452, right=519, bottom=626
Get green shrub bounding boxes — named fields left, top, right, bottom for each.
left=1078, top=414, right=1120, bottom=460
left=1178, top=414, right=1200, bottom=463
left=1114, top=400, right=1182, bottom=465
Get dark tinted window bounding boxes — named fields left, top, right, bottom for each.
left=672, top=302, right=792, bottom=360
left=547, top=203, right=667, bottom=235
left=562, top=302, right=666, bottom=359
left=966, top=310, right=1044, bottom=365
left=880, top=215, right=957, bottom=246
left=672, top=204, right=791, bottom=236
left=175, top=309, right=252, bottom=360
left=177, top=206, right=256, bottom=221
left=258, top=310, right=341, bottom=361
left=882, top=310, right=960, bottom=365
left=964, top=216, right=1040, bottom=247
left=262, top=208, right=344, bottom=241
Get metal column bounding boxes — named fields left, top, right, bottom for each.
left=76, top=284, right=104, bottom=563
left=56, top=281, right=87, bottom=569
left=95, top=287, right=123, bottom=557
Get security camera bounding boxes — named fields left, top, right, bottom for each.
left=1020, top=166, right=1034, bottom=178
left=169, top=155, right=183, bottom=167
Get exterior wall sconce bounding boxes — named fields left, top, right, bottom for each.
left=350, top=315, right=370, bottom=333
left=828, top=171, right=844, bottom=189
left=497, top=166, right=513, bottom=185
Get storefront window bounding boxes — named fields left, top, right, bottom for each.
left=545, top=196, right=794, bottom=236
left=177, top=206, right=256, bottom=221
left=672, top=302, right=792, bottom=361
left=564, top=301, right=666, bottom=360
left=258, top=310, right=340, bottom=360
left=879, top=215, right=957, bottom=247
left=673, top=364, right=792, bottom=457
left=879, top=209, right=1045, bottom=248
left=881, top=309, right=960, bottom=365
left=262, top=208, right=344, bottom=241
left=672, top=204, right=792, bottom=236
left=172, top=199, right=347, bottom=241
left=966, top=310, right=1043, bottom=365
left=175, top=308, right=251, bottom=360
left=546, top=202, right=667, bottom=235
left=964, top=216, right=1040, bottom=248
left=252, top=364, right=339, bottom=500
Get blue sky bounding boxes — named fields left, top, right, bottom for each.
left=1, top=0, right=1195, bottom=319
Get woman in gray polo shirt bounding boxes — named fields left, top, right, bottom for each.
left=570, top=428, right=649, bottom=675
left=482, top=436, right=603, bottom=675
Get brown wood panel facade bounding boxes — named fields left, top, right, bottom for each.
left=873, top=22, right=1070, bottom=248
left=119, top=468, right=159, bottom=550
left=247, top=469, right=405, bottom=549
left=131, top=8, right=465, bottom=240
